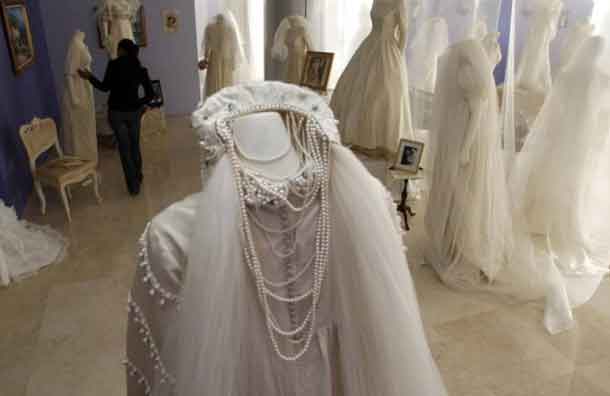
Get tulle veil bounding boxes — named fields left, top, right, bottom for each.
left=152, top=82, right=447, bottom=395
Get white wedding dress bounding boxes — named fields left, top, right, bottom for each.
left=425, top=39, right=512, bottom=288
left=330, top=0, right=413, bottom=158
left=510, top=36, right=610, bottom=333
left=124, top=82, right=447, bottom=396
left=202, top=12, right=246, bottom=98
left=0, top=201, right=66, bottom=286
left=61, top=31, right=97, bottom=164
left=515, top=0, right=563, bottom=95
left=272, top=16, right=314, bottom=85
left=97, top=0, right=138, bottom=59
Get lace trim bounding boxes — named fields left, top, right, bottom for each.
left=123, top=359, right=152, bottom=395
left=138, top=223, right=182, bottom=307
left=127, top=293, right=176, bottom=386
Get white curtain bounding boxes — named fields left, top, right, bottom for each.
left=307, top=0, right=374, bottom=88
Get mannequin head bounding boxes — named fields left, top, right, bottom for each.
left=216, top=14, right=225, bottom=25
left=117, top=38, right=139, bottom=58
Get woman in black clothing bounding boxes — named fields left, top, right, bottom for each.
left=79, top=39, right=154, bottom=196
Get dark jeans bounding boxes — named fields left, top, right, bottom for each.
left=108, top=109, right=143, bottom=194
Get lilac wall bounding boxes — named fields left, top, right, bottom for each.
left=0, top=0, right=60, bottom=213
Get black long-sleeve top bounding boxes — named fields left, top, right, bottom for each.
left=89, top=56, right=155, bottom=112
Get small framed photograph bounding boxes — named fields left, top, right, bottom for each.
left=393, top=139, right=424, bottom=174
left=300, top=51, right=334, bottom=92
left=1, top=0, right=35, bottom=75
left=162, top=9, right=179, bottom=33
left=149, top=80, right=164, bottom=108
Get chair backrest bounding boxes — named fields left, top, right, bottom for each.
left=19, top=118, right=63, bottom=174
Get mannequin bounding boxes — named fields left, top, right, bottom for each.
left=426, top=39, right=511, bottom=288
left=97, top=0, right=139, bottom=59
left=407, top=17, right=449, bottom=93
left=124, top=82, right=448, bottom=396
left=200, top=12, right=246, bottom=98
left=557, top=22, right=595, bottom=74
left=62, top=30, right=97, bottom=164
left=331, top=0, right=414, bottom=158
left=272, top=16, right=314, bottom=85
left=232, top=112, right=301, bottom=178
left=516, top=0, right=563, bottom=95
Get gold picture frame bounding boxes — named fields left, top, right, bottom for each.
left=393, top=139, right=425, bottom=174
left=300, top=51, right=334, bottom=92
left=1, top=0, right=35, bottom=75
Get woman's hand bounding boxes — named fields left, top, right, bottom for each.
left=78, top=69, right=93, bottom=80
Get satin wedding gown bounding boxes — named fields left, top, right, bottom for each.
left=0, top=201, right=66, bottom=286
left=330, top=0, right=413, bottom=158
left=272, top=16, right=314, bottom=85
left=62, top=31, right=97, bottom=164
left=125, top=82, right=447, bottom=396
left=425, top=39, right=512, bottom=288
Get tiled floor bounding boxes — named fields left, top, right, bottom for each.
left=1, top=117, right=609, bottom=396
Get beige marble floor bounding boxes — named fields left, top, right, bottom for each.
left=1, top=117, right=610, bottom=396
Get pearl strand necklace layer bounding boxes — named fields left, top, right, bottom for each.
left=217, top=107, right=331, bottom=362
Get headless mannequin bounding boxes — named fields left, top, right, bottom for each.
left=232, top=112, right=301, bottom=179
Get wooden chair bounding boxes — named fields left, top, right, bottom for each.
left=19, top=117, right=101, bottom=222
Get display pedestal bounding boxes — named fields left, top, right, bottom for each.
left=387, top=168, right=424, bottom=231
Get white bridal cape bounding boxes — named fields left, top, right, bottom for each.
left=0, top=201, right=66, bottom=286
left=330, top=0, right=414, bottom=158
left=125, top=82, right=447, bottom=396
left=61, top=31, right=97, bottom=164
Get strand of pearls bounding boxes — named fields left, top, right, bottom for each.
left=218, top=106, right=331, bottom=362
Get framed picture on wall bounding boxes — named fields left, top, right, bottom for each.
left=1, top=0, right=35, bottom=75
left=300, top=51, right=334, bottom=92
left=97, top=5, right=147, bottom=48
left=162, top=9, right=179, bottom=33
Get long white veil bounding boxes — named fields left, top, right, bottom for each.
left=510, top=36, right=610, bottom=333
left=152, top=81, right=447, bottom=395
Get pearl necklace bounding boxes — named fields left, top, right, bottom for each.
left=218, top=105, right=331, bottom=362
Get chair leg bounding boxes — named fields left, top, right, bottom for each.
left=34, top=181, right=47, bottom=215
left=92, top=172, right=102, bottom=204
left=66, top=186, right=72, bottom=200
left=60, top=186, right=72, bottom=223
